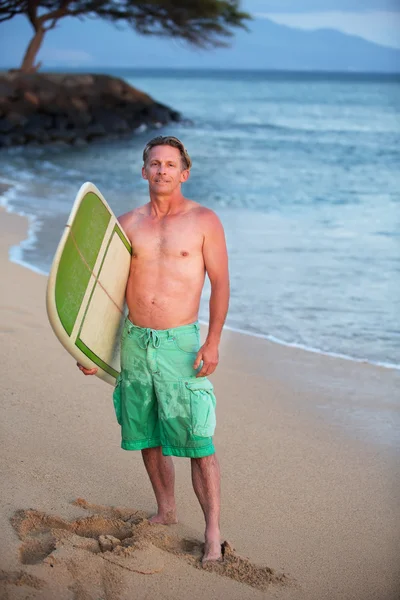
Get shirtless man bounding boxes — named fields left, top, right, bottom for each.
left=78, top=135, right=229, bottom=562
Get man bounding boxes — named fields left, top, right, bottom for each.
left=78, top=135, right=229, bottom=562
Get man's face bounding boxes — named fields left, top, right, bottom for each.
left=142, top=145, right=189, bottom=195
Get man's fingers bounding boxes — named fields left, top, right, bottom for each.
left=85, top=368, right=98, bottom=375
left=77, top=362, right=98, bottom=376
left=204, top=365, right=217, bottom=376
left=193, top=352, right=203, bottom=370
left=195, top=360, right=208, bottom=377
left=196, top=368, right=207, bottom=378
left=195, top=362, right=217, bottom=377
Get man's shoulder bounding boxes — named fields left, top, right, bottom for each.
left=187, top=202, right=221, bottom=224
left=118, top=204, right=149, bottom=227
left=190, top=204, right=224, bottom=235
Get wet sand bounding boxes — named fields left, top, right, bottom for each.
left=0, top=207, right=399, bottom=600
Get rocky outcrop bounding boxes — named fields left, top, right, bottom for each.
left=0, top=72, right=182, bottom=148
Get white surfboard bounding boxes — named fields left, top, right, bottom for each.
left=46, top=182, right=131, bottom=385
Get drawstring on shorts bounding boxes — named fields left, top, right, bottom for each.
left=138, top=328, right=161, bottom=349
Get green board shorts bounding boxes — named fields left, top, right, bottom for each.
left=112, top=318, right=216, bottom=458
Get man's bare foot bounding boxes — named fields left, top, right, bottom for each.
left=148, top=509, right=178, bottom=525
left=202, top=530, right=222, bottom=564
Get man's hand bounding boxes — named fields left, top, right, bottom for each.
left=77, top=362, right=98, bottom=376
left=193, top=342, right=219, bottom=377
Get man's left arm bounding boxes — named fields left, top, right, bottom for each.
left=193, top=211, right=230, bottom=377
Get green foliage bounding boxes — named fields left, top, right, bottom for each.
left=0, top=0, right=250, bottom=46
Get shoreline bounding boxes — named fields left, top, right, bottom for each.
left=1, top=180, right=399, bottom=372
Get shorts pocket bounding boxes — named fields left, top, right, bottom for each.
left=185, top=378, right=216, bottom=438
left=173, top=330, right=199, bottom=354
left=113, top=375, right=122, bottom=425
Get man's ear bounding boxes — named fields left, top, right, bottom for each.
left=180, top=169, right=190, bottom=183
left=142, top=166, right=148, bottom=180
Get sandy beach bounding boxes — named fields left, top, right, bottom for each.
left=1, top=206, right=399, bottom=600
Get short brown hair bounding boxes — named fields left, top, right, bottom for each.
left=142, top=136, right=192, bottom=170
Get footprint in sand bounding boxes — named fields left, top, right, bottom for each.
left=7, top=498, right=290, bottom=597
left=0, top=569, right=45, bottom=590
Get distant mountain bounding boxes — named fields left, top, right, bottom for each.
left=210, top=18, right=400, bottom=72
left=1, top=14, right=399, bottom=72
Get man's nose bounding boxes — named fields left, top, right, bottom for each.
left=158, top=163, right=167, bottom=174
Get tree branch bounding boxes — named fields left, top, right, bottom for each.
left=26, top=0, right=39, bottom=28
left=0, top=11, right=20, bottom=21
left=0, top=0, right=25, bottom=22
left=39, top=0, right=73, bottom=28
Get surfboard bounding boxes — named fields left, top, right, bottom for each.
left=46, top=182, right=131, bottom=385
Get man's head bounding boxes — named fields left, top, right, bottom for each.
left=142, top=136, right=192, bottom=171
left=142, top=136, right=191, bottom=196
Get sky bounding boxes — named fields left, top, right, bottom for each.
left=0, top=0, right=399, bottom=68
left=256, top=1, right=400, bottom=49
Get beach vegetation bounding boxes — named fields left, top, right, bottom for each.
left=0, top=0, right=250, bottom=73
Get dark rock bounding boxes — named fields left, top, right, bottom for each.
left=170, top=110, right=181, bottom=122
left=72, top=137, right=88, bottom=148
left=5, top=111, right=29, bottom=128
left=63, top=74, right=95, bottom=87
left=91, top=108, right=130, bottom=134
left=70, top=96, right=88, bottom=112
left=23, top=90, right=40, bottom=106
left=13, top=134, right=27, bottom=144
left=146, top=103, right=176, bottom=124
left=103, top=114, right=130, bottom=134
left=0, top=117, right=14, bottom=133
left=36, top=88, right=58, bottom=105
left=86, top=123, right=107, bottom=139
left=47, top=140, right=71, bottom=149
left=0, top=72, right=183, bottom=147
left=0, top=80, right=15, bottom=97
left=48, top=128, right=77, bottom=143
left=63, top=109, right=92, bottom=129
left=0, top=134, right=13, bottom=147
left=24, top=128, right=51, bottom=143
left=23, top=112, right=53, bottom=131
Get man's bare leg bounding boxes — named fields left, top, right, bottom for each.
left=191, top=453, right=221, bottom=563
left=141, top=447, right=178, bottom=524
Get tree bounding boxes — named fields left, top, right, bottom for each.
left=0, top=1, right=250, bottom=73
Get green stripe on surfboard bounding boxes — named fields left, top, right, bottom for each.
left=116, top=224, right=132, bottom=254
left=76, top=225, right=125, bottom=352
left=55, top=192, right=111, bottom=336
left=75, top=338, right=119, bottom=379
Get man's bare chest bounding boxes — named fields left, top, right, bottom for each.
left=129, top=218, right=203, bottom=259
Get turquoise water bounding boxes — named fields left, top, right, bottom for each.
left=1, top=69, right=399, bottom=368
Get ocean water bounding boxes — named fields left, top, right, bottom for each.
left=1, top=69, right=399, bottom=369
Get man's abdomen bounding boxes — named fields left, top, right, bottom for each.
left=125, top=258, right=205, bottom=330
